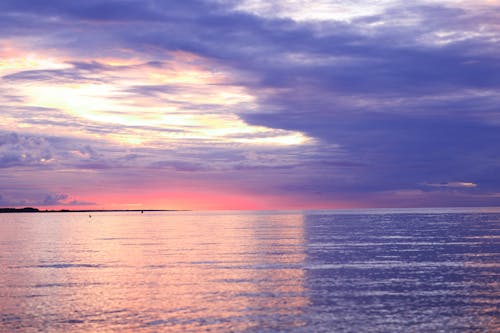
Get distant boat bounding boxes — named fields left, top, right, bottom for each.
left=141, top=210, right=144, bottom=214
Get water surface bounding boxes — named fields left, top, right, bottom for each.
left=0, top=209, right=499, bottom=332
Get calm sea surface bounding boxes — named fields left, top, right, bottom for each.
left=0, top=209, right=499, bottom=332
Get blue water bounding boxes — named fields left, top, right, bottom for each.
left=0, top=208, right=499, bottom=332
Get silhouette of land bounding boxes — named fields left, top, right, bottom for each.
left=0, top=207, right=183, bottom=213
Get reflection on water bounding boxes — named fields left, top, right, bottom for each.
left=0, top=209, right=499, bottom=332
left=0, top=212, right=307, bottom=332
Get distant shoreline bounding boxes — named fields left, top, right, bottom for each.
left=0, top=207, right=186, bottom=213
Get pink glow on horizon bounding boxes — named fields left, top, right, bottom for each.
left=35, top=190, right=356, bottom=211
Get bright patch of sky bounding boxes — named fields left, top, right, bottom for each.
left=230, top=0, right=499, bottom=22
left=1, top=48, right=312, bottom=149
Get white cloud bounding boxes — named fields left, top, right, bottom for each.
left=425, top=182, right=478, bottom=188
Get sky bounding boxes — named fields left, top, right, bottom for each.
left=1, top=0, right=499, bottom=210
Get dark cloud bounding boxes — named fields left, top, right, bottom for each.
left=0, top=0, right=161, bottom=22
left=150, top=160, right=209, bottom=172
left=0, top=132, right=53, bottom=168
left=66, top=60, right=113, bottom=72
left=0, top=191, right=95, bottom=207
left=0, top=194, right=28, bottom=207
left=42, top=193, right=68, bottom=205
left=3, top=68, right=100, bottom=83
left=2, top=60, right=121, bottom=83
left=0, top=131, right=115, bottom=171
left=41, top=193, right=96, bottom=206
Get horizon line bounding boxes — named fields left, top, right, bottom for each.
left=2, top=206, right=500, bottom=214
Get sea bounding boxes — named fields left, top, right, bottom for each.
left=0, top=208, right=499, bottom=332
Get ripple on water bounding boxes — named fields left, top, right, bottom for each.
left=0, top=210, right=498, bottom=332
left=33, top=263, right=103, bottom=269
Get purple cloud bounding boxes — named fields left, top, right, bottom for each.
left=0, top=0, right=499, bottom=208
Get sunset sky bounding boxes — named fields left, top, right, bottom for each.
left=1, top=0, right=500, bottom=210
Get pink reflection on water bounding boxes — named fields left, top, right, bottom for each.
left=0, top=212, right=308, bottom=332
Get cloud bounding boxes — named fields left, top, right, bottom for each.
left=0, top=194, right=28, bottom=207
left=0, top=132, right=53, bottom=168
left=0, top=131, right=119, bottom=171
left=0, top=0, right=499, bottom=208
left=42, top=193, right=68, bottom=205
left=3, top=68, right=101, bottom=84
left=0, top=191, right=95, bottom=208
left=42, top=193, right=95, bottom=206
left=149, top=160, right=210, bottom=172
left=425, top=182, right=478, bottom=188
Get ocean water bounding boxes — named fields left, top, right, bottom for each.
left=0, top=208, right=499, bottom=332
